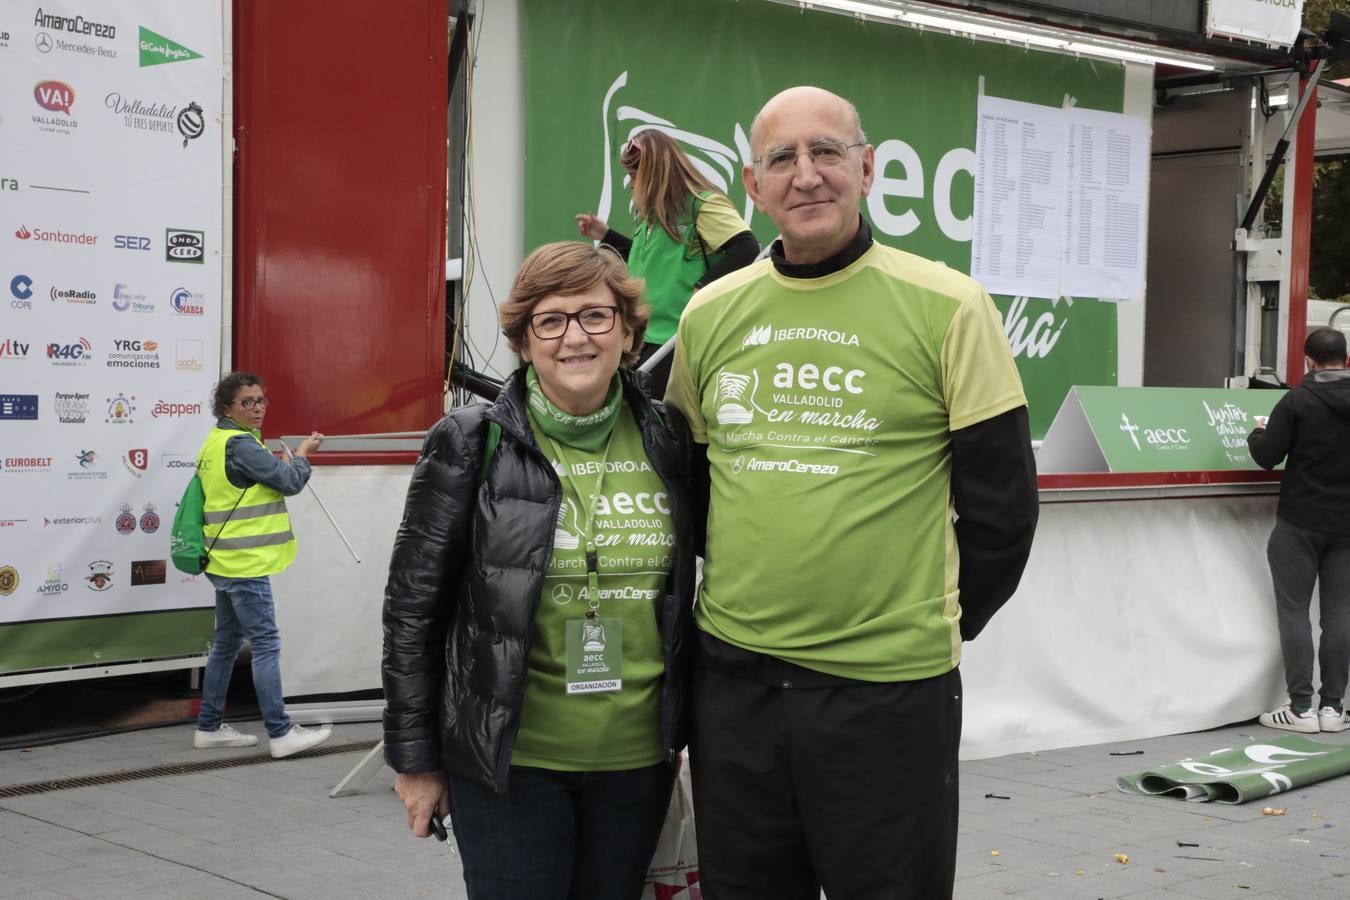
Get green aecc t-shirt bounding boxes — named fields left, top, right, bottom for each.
left=510, top=408, right=673, bottom=771
left=664, top=241, right=1025, bottom=682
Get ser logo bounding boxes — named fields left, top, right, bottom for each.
left=114, top=234, right=150, bottom=251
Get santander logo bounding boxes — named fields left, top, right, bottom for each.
left=15, top=225, right=31, bottom=240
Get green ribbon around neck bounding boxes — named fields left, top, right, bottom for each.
left=525, top=366, right=623, bottom=451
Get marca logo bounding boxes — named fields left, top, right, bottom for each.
left=139, top=26, right=202, bottom=67
left=170, top=287, right=204, bottom=315
left=0, top=394, right=39, bottom=420
left=107, top=338, right=160, bottom=369
left=33, top=79, right=74, bottom=113
left=47, top=337, right=92, bottom=365
left=175, top=338, right=203, bottom=370
left=105, top=393, right=135, bottom=424
left=54, top=391, right=90, bottom=423
left=166, top=229, right=204, bottom=262
left=114, top=234, right=151, bottom=251
left=50, top=286, right=95, bottom=304
left=150, top=400, right=202, bottom=418
left=15, top=224, right=97, bottom=245
left=0, top=339, right=30, bottom=360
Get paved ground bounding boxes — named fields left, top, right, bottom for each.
left=1, top=719, right=1347, bottom=898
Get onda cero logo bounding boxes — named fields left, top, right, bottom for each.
left=165, top=228, right=203, bottom=263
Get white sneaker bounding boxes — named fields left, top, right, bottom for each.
left=269, top=723, right=332, bottom=759
left=1259, top=704, right=1320, bottom=734
left=193, top=723, right=259, bottom=749
left=1319, top=706, right=1350, bottom=733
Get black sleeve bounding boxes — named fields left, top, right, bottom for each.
left=1247, top=393, right=1294, bottom=469
left=694, top=231, right=760, bottom=290
left=951, top=406, right=1039, bottom=641
left=602, top=229, right=633, bottom=260
left=689, top=441, right=710, bottom=557
left=381, top=410, right=483, bottom=773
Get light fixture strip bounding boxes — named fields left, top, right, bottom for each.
left=787, top=0, right=1216, bottom=71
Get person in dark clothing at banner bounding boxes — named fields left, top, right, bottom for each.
left=663, top=85, right=1039, bottom=900
left=576, top=128, right=759, bottom=395
left=1250, top=326, right=1350, bottom=735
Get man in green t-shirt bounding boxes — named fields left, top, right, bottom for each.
left=665, top=86, right=1039, bottom=899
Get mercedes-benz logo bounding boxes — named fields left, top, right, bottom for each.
left=551, top=583, right=574, bottom=606
left=35, top=32, right=52, bottom=53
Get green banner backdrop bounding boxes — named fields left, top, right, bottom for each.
left=1118, top=735, right=1350, bottom=804
left=521, top=0, right=1129, bottom=437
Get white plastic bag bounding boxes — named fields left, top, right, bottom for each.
left=642, top=753, right=700, bottom=898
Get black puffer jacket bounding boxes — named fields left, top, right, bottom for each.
left=381, top=367, right=698, bottom=791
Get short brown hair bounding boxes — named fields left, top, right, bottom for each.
left=500, top=242, right=649, bottom=367
left=1306, top=326, right=1348, bottom=367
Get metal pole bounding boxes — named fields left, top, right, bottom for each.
left=279, top=438, right=362, bottom=564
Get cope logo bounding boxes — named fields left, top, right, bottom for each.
left=47, top=337, right=92, bottom=366
left=165, top=229, right=203, bottom=263
left=114, top=234, right=151, bottom=251
left=10, top=274, right=34, bottom=309
left=170, top=287, right=204, bottom=316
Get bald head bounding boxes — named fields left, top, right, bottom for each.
left=749, top=86, right=866, bottom=157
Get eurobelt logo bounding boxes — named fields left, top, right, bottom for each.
left=138, top=26, right=202, bottom=67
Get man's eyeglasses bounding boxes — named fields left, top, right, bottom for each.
left=754, top=140, right=864, bottom=176
left=233, top=396, right=269, bottom=411
left=529, top=306, right=620, bottom=340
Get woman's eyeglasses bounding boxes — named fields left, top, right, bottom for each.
left=233, top=396, right=269, bottom=411
left=529, top=306, right=620, bottom=340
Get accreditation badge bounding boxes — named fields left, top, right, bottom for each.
left=564, top=617, right=623, bottom=694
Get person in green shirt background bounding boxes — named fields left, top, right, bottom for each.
left=383, top=242, right=699, bottom=900
left=576, top=128, right=759, bottom=395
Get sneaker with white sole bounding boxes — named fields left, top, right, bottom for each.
left=1259, top=704, right=1320, bottom=734
left=193, top=723, right=259, bottom=749
left=269, top=723, right=332, bottom=759
left=1319, top=706, right=1350, bottom=733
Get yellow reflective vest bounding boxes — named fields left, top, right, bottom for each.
left=197, top=425, right=297, bottom=578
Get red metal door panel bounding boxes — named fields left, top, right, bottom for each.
left=233, top=0, right=448, bottom=460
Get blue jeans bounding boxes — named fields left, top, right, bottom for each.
left=197, top=574, right=291, bottom=738
left=447, top=762, right=675, bottom=900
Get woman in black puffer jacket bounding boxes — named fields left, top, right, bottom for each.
left=381, top=242, right=699, bottom=900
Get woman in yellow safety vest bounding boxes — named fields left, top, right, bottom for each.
left=191, top=372, right=332, bottom=759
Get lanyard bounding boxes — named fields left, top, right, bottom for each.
left=542, top=430, right=613, bottom=619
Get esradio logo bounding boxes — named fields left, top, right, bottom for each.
left=47, top=336, right=92, bottom=366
